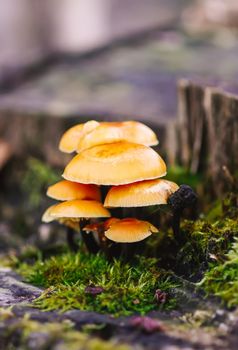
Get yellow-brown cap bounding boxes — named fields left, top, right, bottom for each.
left=42, top=205, right=57, bottom=223
left=77, top=121, right=158, bottom=152
left=104, top=179, right=179, bottom=208
left=48, top=199, right=111, bottom=219
left=59, top=120, right=99, bottom=153
left=119, top=121, right=158, bottom=146
left=63, top=142, right=166, bottom=185
left=42, top=205, right=81, bottom=231
left=105, top=218, right=158, bottom=243
left=47, top=180, right=101, bottom=201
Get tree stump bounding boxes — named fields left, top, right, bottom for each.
left=173, top=78, right=238, bottom=195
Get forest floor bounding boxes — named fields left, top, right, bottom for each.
left=1, top=26, right=238, bottom=350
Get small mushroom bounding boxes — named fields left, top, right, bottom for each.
left=77, top=121, right=158, bottom=152
left=47, top=180, right=101, bottom=201
left=104, top=179, right=179, bottom=208
left=42, top=200, right=110, bottom=253
left=105, top=218, right=158, bottom=243
left=48, top=199, right=110, bottom=219
left=63, top=141, right=166, bottom=185
left=84, top=218, right=158, bottom=259
left=59, top=120, right=99, bottom=153
left=101, top=217, right=159, bottom=260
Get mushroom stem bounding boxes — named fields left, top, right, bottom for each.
left=107, top=242, right=122, bottom=261
left=97, top=228, right=111, bottom=257
left=121, top=243, right=131, bottom=262
left=66, top=228, right=79, bottom=252
left=121, top=242, right=144, bottom=262
left=171, top=209, right=182, bottom=238
left=80, top=220, right=100, bottom=254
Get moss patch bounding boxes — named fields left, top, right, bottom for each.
left=16, top=253, right=179, bottom=316
left=12, top=191, right=238, bottom=313
left=201, top=238, right=238, bottom=308
left=172, top=217, right=238, bottom=279
left=155, top=191, right=238, bottom=280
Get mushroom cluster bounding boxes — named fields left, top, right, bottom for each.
left=42, top=120, right=197, bottom=257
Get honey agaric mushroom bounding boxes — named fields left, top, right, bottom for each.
left=44, top=118, right=197, bottom=257
left=104, top=179, right=179, bottom=208
left=59, top=120, right=99, bottom=153
left=77, top=121, right=158, bottom=152
left=47, top=180, right=101, bottom=201
left=42, top=204, right=80, bottom=231
left=105, top=218, right=158, bottom=243
left=104, top=180, right=197, bottom=238
left=42, top=200, right=110, bottom=252
left=63, top=141, right=166, bottom=185
left=49, top=199, right=110, bottom=219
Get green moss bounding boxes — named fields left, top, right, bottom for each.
left=12, top=192, right=238, bottom=312
left=0, top=308, right=131, bottom=350
left=159, top=190, right=238, bottom=280
left=205, top=200, right=223, bottom=221
left=22, top=157, right=59, bottom=208
left=173, top=216, right=238, bottom=278
left=201, top=239, right=238, bottom=308
left=13, top=167, right=238, bottom=312
left=17, top=253, right=179, bottom=316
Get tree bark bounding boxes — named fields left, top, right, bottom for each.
left=176, top=78, right=238, bottom=195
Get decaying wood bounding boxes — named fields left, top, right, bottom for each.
left=203, top=87, right=238, bottom=193
left=0, top=112, right=166, bottom=169
left=177, top=79, right=191, bottom=168
left=176, top=79, right=207, bottom=173
left=165, top=119, right=179, bottom=166
left=175, top=78, right=238, bottom=195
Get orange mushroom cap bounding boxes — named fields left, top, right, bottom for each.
left=47, top=180, right=101, bottom=201
left=63, top=142, right=166, bottom=185
left=104, top=179, right=179, bottom=208
left=42, top=204, right=57, bottom=223
left=119, top=121, right=158, bottom=146
left=105, top=218, right=158, bottom=243
left=77, top=121, right=158, bottom=152
left=59, top=120, right=99, bottom=153
left=42, top=204, right=81, bottom=231
left=47, top=199, right=111, bottom=219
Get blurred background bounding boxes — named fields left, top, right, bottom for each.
left=0, top=0, right=186, bottom=71
left=0, top=0, right=238, bottom=251
left=0, top=0, right=238, bottom=120
left=1, top=0, right=238, bottom=71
